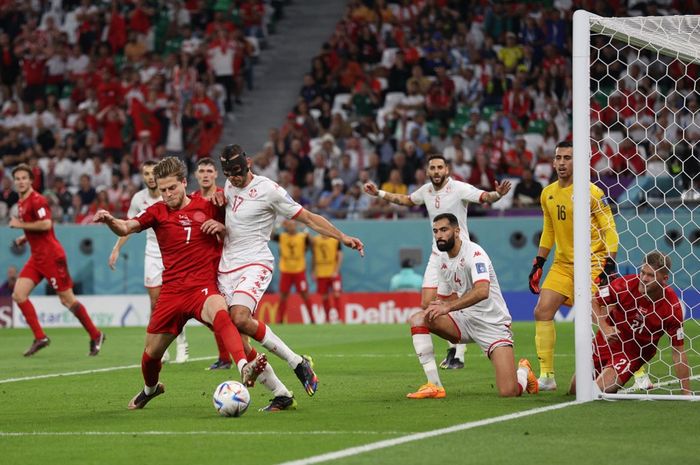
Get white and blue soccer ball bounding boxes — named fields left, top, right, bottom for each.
left=213, top=381, right=250, bottom=417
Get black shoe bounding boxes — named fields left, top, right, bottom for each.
left=207, top=359, right=233, bottom=370
left=440, top=347, right=456, bottom=369
left=24, top=337, right=50, bottom=357
left=447, top=358, right=465, bottom=369
left=89, top=333, right=105, bottom=356
left=259, top=395, right=297, bottom=412
left=294, top=355, right=318, bottom=396
left=128, top=383, right=165, bottom=409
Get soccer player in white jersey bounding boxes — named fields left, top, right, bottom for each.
left=213, top=144, right=364, bottom=398
left=364, top=154, right=510, bottom=369
left=109, top=160, right=188, bottom=363
left=405, top=213, right=538, bottom=398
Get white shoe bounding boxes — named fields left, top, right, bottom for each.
left=632, top=373, right=653, bottom=390
left=161, top=350, right=171, bottom=363
left=537, top=376, right=557, bottom=391
left=175, top=343, right=189, bottom=363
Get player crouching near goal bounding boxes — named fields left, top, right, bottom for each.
left=406, top=213, right=539, bottom=399
left=569, top=251, right=690, bottom=396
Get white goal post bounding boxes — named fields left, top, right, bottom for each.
left=573, top=11, right=700, bottom=402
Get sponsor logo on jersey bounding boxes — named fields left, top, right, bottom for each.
left=178, top=214, right=192, bottom=226
left=476, top=262, right=487, bottom=274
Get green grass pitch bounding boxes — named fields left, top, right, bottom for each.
left=1, top=323, right=698, bottom=465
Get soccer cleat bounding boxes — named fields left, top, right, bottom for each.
left=89, top=332, right=106, bottom=356
left=241, top=353, right=267, bottom=387
left=294, top=355, right=318, bottom=396
left=206, top=359, right=233, bottom=370
left=175, top=342, right=189, bottom=363
left=447, top=358, right=465, bottom=369
left=632, top=373, right=654, bottom=391
left=518, top=358, right=539, bottom=394
left=128, top=383, right=165, bottom=409
left=440, top=347, right=456, bottom=369
left=406, top=382, right=446, bottom=399
left=23, top=337, right=51, bottom=357
left=259, top=395, right=298, bottom=412
left=537, top=375, right=558, bottom=392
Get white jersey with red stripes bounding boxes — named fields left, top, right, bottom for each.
left=128, top=188, right=162, bottom=258
left=437, top=240, right=511, bottom=326
left=219, top=175, right=303, bottom=272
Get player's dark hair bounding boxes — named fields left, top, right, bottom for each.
left=197, top=157, right=217, bottom=168
left=427, top=153, right=447, bottom=164
left=556, top=140, right=573, bottom=149
left=141, top=160, right=158, bottom=171
left=153, top=156, right=187, bottom=181
left=11, top=163, right=33, bottom=180
left=644, top=251, right=672, bottom=275
left=433, top=213, right=458, bottom=227
left=221, top=144, right=246, bottom=160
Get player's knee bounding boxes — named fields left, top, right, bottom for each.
left=59, top=295, right=75, bottom=308
left=498, top=384, right=520, bottom=397
left=533, top=302, right=554, bottom=321
left=408, top=311, right=427, bottom=327
left=11, top=291, right=26, bottom=304
left=230, top=307, right=252, bottom=329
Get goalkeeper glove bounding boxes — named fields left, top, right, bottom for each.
left=595, top=257, right=618, bottom=286
left=528, top=256, right=546, bottom=294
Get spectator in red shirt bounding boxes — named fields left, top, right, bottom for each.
left=97, top=105, right=126, bottom=162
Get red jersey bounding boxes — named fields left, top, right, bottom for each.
left=17, top=191, right=65, bottom=262
left=597, top=275, right=684, bottom=350
left=134, top=196, right=224, bottom=289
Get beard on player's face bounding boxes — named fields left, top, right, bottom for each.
left=430, top=173, right=446, bottom=187
left=436, top=233, right=455, bottom=252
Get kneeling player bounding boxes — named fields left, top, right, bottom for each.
left=569, top=251, right=690, bottom=395
left=406, top=213, right=538, bottom=398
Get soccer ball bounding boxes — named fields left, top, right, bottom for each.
left=213, top=381, right=250, bottom=417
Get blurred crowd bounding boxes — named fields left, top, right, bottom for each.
left=253, top=0, right=699, bottom=219
left=0, top=0, right=284, bottom=223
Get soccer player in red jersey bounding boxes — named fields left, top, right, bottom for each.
left=94, top=157, right=265, bottom=409
left=569, top=251, right=690, bottom=395
left=10, top=164, right=105, bottom=357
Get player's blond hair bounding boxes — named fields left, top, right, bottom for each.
left=153, top=157, right=187, bottom=181
left=644, top=250, right=672, bottom=275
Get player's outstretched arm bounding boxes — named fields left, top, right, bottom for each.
left=363, top=182, right=415, bottom=207
left=93, top=210, right=141, bottom=236
left=9, top=217, right=51, bottom=232
left=671, top=345, right=691, bottom=395
left=295, top=209, right=365, bottom=257
left=109, top=236, right=130, bottom=270
left=481, top=180, right=512, bottom=204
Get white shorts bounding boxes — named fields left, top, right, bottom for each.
left=422, top=251, right=440, bottom=289
left=144, top=255, right=164, bottom=288
left=447, top=310, right=513, bottom=357
left=217, top=263, right=274, bottom=313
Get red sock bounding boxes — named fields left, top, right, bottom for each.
left=411, top=326, right=430, bottom=335
left=18, top=300, right=46, bottom=339
left=70, top=302, right=101, bottom=340
left=141, top=351, right=161, bottom=388
left=277, top=299, right=286, bottom=324
left=212, top=310, right=246, bottom=364
left=246, top=346, right=257, bottom=363
left=253, top=321, right=267, bottom=342
left=323, top=297, right=331, bottom=321
left=214, top=332, right=231, bottom=363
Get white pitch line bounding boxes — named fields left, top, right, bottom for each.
left=276, top=401, right=581, bottom=465
left=0, top=430, right=409, bottom=437
left=0, top=356, right=215, bottom=384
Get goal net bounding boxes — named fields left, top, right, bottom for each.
left=573, top=12, right=700, bottom=401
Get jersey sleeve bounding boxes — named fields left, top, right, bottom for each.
left=538, top=188, right=555, bottom=250
left=591, top=187, right=619, bottom=255
left=33, top=195, right=52, bottom=221
left=134, top=202, right=159, bottom=231
left=409, top=184, right=426, bottom=205
left=469, top=248, right=491, bottom=285
left=596, top=276, right=624, bottom=306
left=665, top=295, right=685, bottom=347
left=458, top=182, right=485, bottom=204
left=269, top=184, right=303, bottom=219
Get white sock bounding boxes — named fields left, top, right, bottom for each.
left=144, top=384, right=158, bottom=395
left=260, top=327, right=303, bottom=369
left=258, top=363, right=292, bottom=398
left=447, top=341, right=457, bottom=349
left=516, top=367, right=528, bottom=392
left=412, top=333, right=441, bottom=387
left=455, top=344, right=466, bottom=362
left=236, top=359, right=247, bottom=373
left=176, top=329, right=187, bottom=346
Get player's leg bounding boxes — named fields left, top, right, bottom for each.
left=12, top=271, right=49, bottom=356
left=406, top=309, right=449, bottom=399
left=297, top=274, right=315, bottom=323
left=242, top=338, right=297, bottom=411
left=57, top=285, right=104, bottom=356
left=278, top=272, right=292, bottom=324
left=534, top=263, right=571, bottom=390
left=489, top=345, right=538, bottom=397
left=332, top=276, right=343, bottom=323
left=128, top=331, right=175, bottom=409
left=147, top=286, right=171, bottom=362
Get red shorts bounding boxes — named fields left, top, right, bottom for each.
left=147, top=283, right=220, bottom=335
left=317, top=275, right=342, bottom=294
left=592, top=330, right=652, bottom=386
left=279, top=271, right=308, bottom=293
left=20, top=255, right=73, bottom=292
